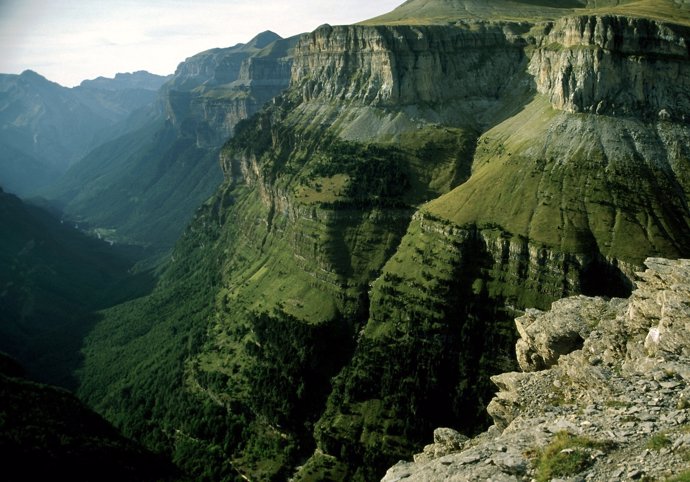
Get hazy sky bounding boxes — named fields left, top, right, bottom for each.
left=0, top=0, right=402, bottom=87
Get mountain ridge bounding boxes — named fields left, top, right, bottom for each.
left=0, top=69, right=168, bottom=196
left=42, top=31, right=297, bottom=250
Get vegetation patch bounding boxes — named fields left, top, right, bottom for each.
left=646, top=433, right=672, bottom=451
left=534, top=431, right=615, bottom=482
left=308, top=141, right=411, bottom=204
left=604, top=399, right=631, bottom=409
left=667, top=470, right=690, bottom=482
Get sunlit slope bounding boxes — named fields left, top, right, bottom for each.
left=427, top=96, right=690, bottom=264
left=363, top=0, right=690, bottom=25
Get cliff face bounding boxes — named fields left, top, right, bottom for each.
left=163, top=31, right=296, bottom=148
left=302, top=13, right=689, bottom=480
left=382, top=258, right=690, bottom=481
left=530, top=15, right=690, bottom=118
left=78, top=4, right=690, bottom=482
left=229, top=13, right=687, bottom=479
left=292, top=24, right=528, bottom=107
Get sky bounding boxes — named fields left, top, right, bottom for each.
left=0, top=0, right=402, bottom=87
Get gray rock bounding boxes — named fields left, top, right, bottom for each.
left=491, top=451, right=527, bottom=475
left=515, top=296, right=611, bottom=371
left=433, top=427, right=468, bottom=449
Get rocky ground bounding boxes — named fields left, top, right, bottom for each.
left=382, top=258, right=690, bottom=481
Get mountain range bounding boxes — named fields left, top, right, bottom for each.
left=0, top=70, right=169, bottom=196
left=41, top=30, right=297, bottom=250
left=1, top=0, right=690, bottom=481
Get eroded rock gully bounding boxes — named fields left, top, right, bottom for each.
left=383, top=258, right=690, bottom=481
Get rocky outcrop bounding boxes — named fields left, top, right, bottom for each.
left=382, top=258, right=690, bottom=481
left=515, top=296, right=615, bottom=372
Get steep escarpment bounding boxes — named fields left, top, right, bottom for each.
left=426, top=13, right=690, bottom=265
left=530, top=15, right=690, bottom=118
left=290, top=22, right=531, bottom=139
left=303, top=11, right=690, bottom=481
left=164, top=31, right=297, bottom=148
left=383, top=258, right=690, bottom=481
left=77, top=3, right=690, bottom=482
left=293, top=23, right=529, bottom=106
left=79, top=22, right=518, bottom=481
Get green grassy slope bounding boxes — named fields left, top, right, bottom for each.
left=428, top=96, right=690, bottom=265
left=362, top=0, right=690, bottom=25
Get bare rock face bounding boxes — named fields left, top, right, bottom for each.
left=515, top=296, right=617, bottom=371
left=412, top=428, right=470, bottom=464
left=530, top=16, right=690, bottom=120
left=292, top=24, right=528, bottom=107
left=382, top=258, right=690, bottom=481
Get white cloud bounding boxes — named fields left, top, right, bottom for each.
left=0, top=0, right=402, bottom=86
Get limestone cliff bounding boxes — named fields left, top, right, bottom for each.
left=530, top=15, right=690, bottom=119
left=292, top=23, right=528, bottom=107
left=163, top=31, right=296, bottom=148
left=382, top=258, right=690, bottom=481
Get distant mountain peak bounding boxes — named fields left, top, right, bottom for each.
left=19, top=69, right=50, bottom=83
left=246, top=30, right=282, bottom=49
left=20, top=69, right=42, bottom=77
